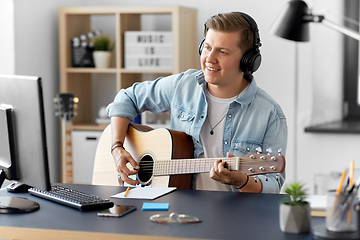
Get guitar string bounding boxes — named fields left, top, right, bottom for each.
left=138, top=159, right=276, bottom=165
left=138, top=159, right=280, bottom=170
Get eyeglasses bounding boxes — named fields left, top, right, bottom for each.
left=150, top=212, right=202, bottom=224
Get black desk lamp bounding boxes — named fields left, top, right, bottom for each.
left=270, top=0, right=360, bottom=42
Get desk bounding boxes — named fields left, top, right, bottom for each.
left=0, top=184, right=322, bottom=240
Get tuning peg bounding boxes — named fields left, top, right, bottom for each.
left=246, top=147, right=250, bottom=152
left=278, top=149, right=282, bottom=156
left=256, top=147, right=262, bottom=154
left=265, top=174, right=269, bottom=181
left=254, top=176, right=258, bottom=183
left=266, top=148, right=272, bottom=155
left=276, top=173, right=280, bottom=181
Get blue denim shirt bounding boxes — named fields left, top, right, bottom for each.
left=107, top=69, right=287, bottom=193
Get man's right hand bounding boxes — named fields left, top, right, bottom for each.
left=112, top=146, right=140, bottom=186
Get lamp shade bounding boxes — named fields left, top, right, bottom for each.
left=270, top=0, right=311, bottom=42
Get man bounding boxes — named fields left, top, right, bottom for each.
left=107, top=11, right=287, bottom=193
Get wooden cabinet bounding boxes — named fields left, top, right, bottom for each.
left=58, top=6, right=198, bottom=130
left=58, top=6, right=198, bottom=182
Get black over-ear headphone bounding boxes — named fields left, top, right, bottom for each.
left=198, top=12, right=262, bottom=81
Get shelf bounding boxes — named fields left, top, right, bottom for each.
left=71, top=123, right=109, bottom=131
left=66, top=68, right=118, bottom=73
left=305, top=119, right=360, bottom=134
left=65, top=67, right=174, bottom=74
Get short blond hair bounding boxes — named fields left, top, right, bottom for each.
left=204, top=12, right=254, bottom=53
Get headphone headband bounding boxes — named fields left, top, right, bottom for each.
left=237, top=12, right=262, bottom=49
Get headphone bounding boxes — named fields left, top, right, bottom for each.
left=198, top=12, right=262, bottom=81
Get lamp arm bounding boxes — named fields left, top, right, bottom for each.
left=303, top=14, right=360, bottom=41
left=321, top=19, right=360, bottom=41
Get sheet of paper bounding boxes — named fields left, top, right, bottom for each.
left=306, top=195, right=327, bottom=211
left=306, top=195, right=327, bottom=217
left=111, top=187, right=176, bottom=200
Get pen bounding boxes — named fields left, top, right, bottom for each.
left=124, top=187, right=130, bottom=197
left=336, top=168, right=348, bottom=195
left=328, top=168, right=349, bottom=221
left=347, top=161, right=355, bottom=224
left=349, top=161, right=354, bottom=188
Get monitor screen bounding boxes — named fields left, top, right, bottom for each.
left=0, top=74, right=51, bottom=191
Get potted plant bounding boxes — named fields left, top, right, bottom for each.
left=92, top=34, right=113, bottom=68
left=279, top=182, right=311, bottom=233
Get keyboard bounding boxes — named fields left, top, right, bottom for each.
left=28, top=185, right=114, bottom=211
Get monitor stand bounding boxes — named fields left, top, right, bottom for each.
left=0, top=171, right=39, bottom=214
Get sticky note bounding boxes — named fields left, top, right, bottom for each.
left=142, top=202, right=169, bottom=211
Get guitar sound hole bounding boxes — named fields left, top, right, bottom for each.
left=138, top=155, right=154, bottom=184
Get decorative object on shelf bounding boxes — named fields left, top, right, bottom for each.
left=125, top=31, right=173, bottom=70
left=279, top=182, right=311, bottom=233
left=95, top=106, right=110, bottom=124
left=71, top=30, right=102, bottom=68
left=92, top=34, right=114, bottom=68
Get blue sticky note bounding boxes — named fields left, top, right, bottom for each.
left=142, top=202, right=169, bottom=211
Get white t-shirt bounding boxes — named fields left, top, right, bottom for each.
left=196, top=85, right=248, bottom=191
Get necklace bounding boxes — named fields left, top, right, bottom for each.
left=208, top=114, right=227, bottom=135
left=206, top=88, right=243, bottom=135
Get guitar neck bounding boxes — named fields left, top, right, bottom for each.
left=61, top=118, right=73, bottom=183
left=149, top=154, right=284, bottom=177
left=153, top=157, right=239, bottom=176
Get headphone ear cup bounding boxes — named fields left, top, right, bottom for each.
left=240, top=49, right=262, bottom=75
left=198, top=39, right=205, bottom=55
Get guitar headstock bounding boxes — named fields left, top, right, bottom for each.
left=54, top=93, right=79, bottom=121
left=239, top=151, right=286, bottom=177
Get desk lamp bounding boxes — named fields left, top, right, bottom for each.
left=270, top=0, right=360, bottom=41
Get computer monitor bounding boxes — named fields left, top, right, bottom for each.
left=0, top=74, right=52, bottom=213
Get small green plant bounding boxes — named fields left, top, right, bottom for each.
left=281, top=182, right=308, bottom=206
left=92, top=34, right=113, bottom=51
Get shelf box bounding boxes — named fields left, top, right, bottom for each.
left=125, top=57, right=173, bottom=70
left=124, top=31, right=173, bottom=70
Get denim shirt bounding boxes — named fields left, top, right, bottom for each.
left=107, top=69, right=288, bottom=193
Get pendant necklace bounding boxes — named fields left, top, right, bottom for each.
left=208, top=114, right=227, bottom=135
left=206, top=89, right=242, bottom=135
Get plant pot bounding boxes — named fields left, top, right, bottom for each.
left=279, top=203, right=311, bottom=233
left=93, top=51, right=112, bottom=68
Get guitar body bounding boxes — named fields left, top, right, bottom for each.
left=92, top=123, right=194, bottom=189
left=124, top=124, right=194, bottom=189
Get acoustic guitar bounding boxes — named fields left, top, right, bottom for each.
left=92, top=123, right=286, bottom=189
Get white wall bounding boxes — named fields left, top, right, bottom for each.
left=0, top=0, right=14, bottom=74
left=1, top=0, right=355, bottom=193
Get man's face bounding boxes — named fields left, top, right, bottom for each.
left=200, top=29, right=244, bottom=90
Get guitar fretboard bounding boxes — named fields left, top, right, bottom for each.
left=152, top=157, right=240, bottom=176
